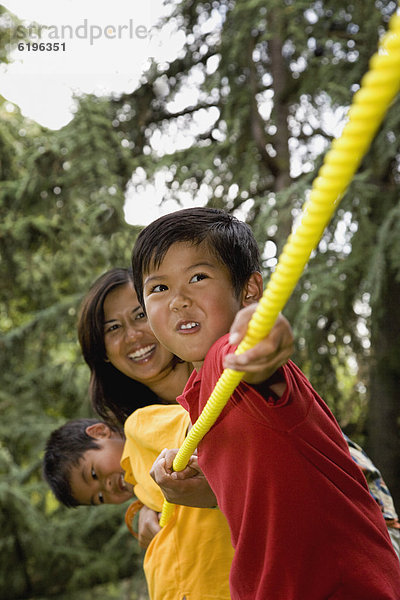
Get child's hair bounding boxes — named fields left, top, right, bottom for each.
left=43, top=418, right=119, bottom=508
left=132, top=207, right=261, bottom=308
left=77, top=267, right=160, bottom=425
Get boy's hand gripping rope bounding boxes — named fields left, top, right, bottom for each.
left=160, top=13, right=400, bottom=527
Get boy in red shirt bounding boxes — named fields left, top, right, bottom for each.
left=132, top=207, right=400, bottom=599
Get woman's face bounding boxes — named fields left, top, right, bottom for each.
left=103, top=283, right=175, bottom=385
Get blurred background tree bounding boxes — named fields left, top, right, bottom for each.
left=0, top=95, right=147, bottom=597
left=1, top=0, right=399, bottom=597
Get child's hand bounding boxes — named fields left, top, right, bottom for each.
left=150, top=449, right=217, bottom=508
left=138, top=505, right=161, bottom=549
left=223, top=308, right=294, bottom=384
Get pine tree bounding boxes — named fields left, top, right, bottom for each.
left=0, top=89, right=146, bottom=597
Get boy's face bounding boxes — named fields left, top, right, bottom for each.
left=142, top=241, right=244, bottom=369
left=69, top=428, right=133, bottom=506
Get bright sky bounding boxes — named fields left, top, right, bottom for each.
left=0, top=0, right=210, bottom=225
left=0, top=1, right=161, bottom=128
left=0, top=2, right=344, bottom=230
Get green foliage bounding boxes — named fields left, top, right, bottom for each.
left=0, top=91, right=144, bottom=596
left=0, top=5, right=24, bottom=64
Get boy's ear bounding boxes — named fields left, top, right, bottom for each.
left=85, top=423, right=112, bottom=440
left=242, top=272, right=263, bottom=307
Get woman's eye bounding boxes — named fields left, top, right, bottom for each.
left=105, top=323, right=120, bottom=334
left=91, top=468, right=97, bottom=480
left=190, top=273, right=207, bottom=283
left=98, top=492, right=104, bottom=504
left=135, top=311, right=146, bottom=320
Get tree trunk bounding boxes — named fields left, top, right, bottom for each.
left=367, top=273, right=400, bottom=511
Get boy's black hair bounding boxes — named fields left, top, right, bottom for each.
left=43, top=418, right=120, bottom=508
left=132, top=207, right=261, bottom=308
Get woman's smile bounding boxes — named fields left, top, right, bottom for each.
left=127, top=343, right=157, bottom=362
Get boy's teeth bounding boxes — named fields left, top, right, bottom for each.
left=181, top=322, right=198, bottom=330
left=128, top=345, right=154, bottom=359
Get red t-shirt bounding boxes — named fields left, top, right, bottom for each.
left=178, top=334, right=400, bottom=600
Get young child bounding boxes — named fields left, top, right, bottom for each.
left=43, top=406, right=234, bottom=600
left=132, top=207, right=400, bottom=600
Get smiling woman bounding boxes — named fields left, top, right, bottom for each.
left=103, top=283, right=179, bottom=388
left=77, top=267, right=192, bottom=425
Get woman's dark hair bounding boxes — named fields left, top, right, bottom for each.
left=77, top=268, right=159, bottom=426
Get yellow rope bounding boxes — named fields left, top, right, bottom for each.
left=160, top=12, right=400, bottom=527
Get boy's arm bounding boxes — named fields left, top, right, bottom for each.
left=150, top=449, right=218, bottom=508
left=138, top=505, right=161, bottom=548
left=223, top=307, right=292, bottom=392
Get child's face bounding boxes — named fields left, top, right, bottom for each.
left=69, top=435, right=133, bottom=506
left=142, top=241, right=243, bottom=369
left=103, top=283, right=176, bottom=385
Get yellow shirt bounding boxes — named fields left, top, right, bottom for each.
left=121, top=404, right=234, bottom=600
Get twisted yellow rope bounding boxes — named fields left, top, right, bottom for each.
left=160, top=12, right=400, bottom=527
